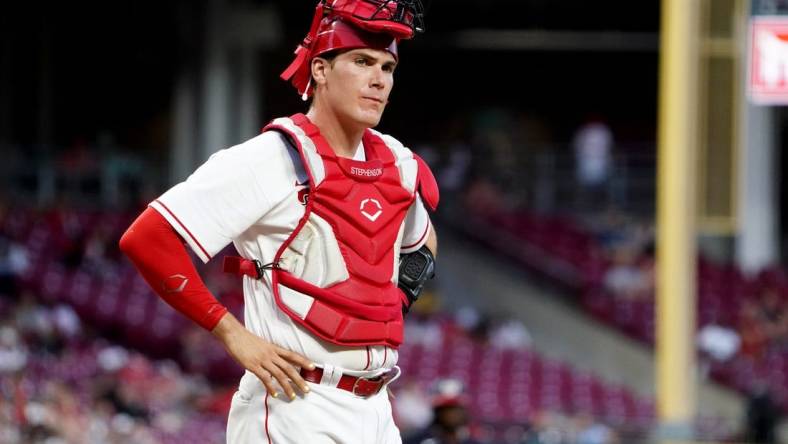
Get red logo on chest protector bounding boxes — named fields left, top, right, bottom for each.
left=295, top=180, right=310, bottom=206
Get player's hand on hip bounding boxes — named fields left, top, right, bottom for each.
left=211, top=312, right=315, bottom=400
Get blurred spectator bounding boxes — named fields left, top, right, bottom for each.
left=394, top=382, right=434, bottom=439
left=574, top=413, right=619, bottom=444
left=97, top=130, right=148, bottom=207
left=15, top=292, right=67, bottom=354
left=102, top=357, right=152, bottom=421
left=590, top=211, right=654, bottom=258
left=586, top=211, right=655, bottom=300
left=473, top=109, right=521, bottom=192
left=520, top=411, right=622, bottom=444
left=0, top=234, right=29, bottom=296
left=0, top=326, right=27, bottom=374
left=697, top=324, right=740, bottom=363
left=602, top=248, right=653, bottom=300
left=180, top=324, right=213, bottom=375
left=0, top=206, right=687, bottom=442
left=739, top=287, right=788, bottom=359
left=97, top=346, right=130, bottom=373
left=52, top=304, right=81, bottom=342
left=405, top=315, right=444, bottom=349
left=44, top=201, right=88, bottom=270
left=489, top=318, right=532, bottom=350
left=526, top=411, right=571, bottom=444
left=454, top=306, right=482, bottom=333
left=437, top=142, right=472, bottom=197
left=745, top=384, right=779, bottom=444
left=82, top=225, right=116, bottom=277
left=0, top=295, right=225, bottom=443
left=572, top=116, right=614, bottom=212
left=434, top=141, right=473, bottom=220
left=759, top=288, right=788, bottom=346
left=463, top=178, right=506, bottom=217
left=405, top=379, right=481, bottom=444
left=454, top=306, right=491, bottom=343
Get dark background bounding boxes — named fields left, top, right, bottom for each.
left=0, top=0, right=660, bottom=151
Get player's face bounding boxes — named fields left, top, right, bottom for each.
left=323, top=48, right=396, bottom=128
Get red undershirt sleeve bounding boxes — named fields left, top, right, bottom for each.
left=119, top=207, right=228, bottom=331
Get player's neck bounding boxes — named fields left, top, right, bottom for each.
left=306, top=107, right=364, bottom=159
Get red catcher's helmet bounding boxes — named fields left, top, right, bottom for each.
left=281, top=0, right=425, bottom=99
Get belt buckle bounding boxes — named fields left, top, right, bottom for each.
left=352, top=376, right=382, bottom=397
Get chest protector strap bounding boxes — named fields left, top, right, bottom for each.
left=260, top=114, right=418, bottom=348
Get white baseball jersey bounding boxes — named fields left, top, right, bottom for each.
left=150, top=129, right=431, bottom=443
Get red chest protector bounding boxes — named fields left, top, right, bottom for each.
left=261, top=114, right=424, bottom=348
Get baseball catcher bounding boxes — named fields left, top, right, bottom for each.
left=120, top=1, right=438, bottom=442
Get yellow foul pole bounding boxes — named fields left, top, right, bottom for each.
left=656, top=0, right=699, bottom=438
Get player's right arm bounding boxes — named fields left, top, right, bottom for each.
left=119, top=208, right=314, bottom=399
left=119, top=133, right=314, bottom=399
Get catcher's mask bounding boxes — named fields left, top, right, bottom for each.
left=325, top=0, right=425, bottom=38
left=281, top=0, right=425, bottom=99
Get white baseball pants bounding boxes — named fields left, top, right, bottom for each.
left=226, top=370, right=402, bottom=444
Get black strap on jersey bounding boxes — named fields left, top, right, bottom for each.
left=398, top=245, right=435, bottom=314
